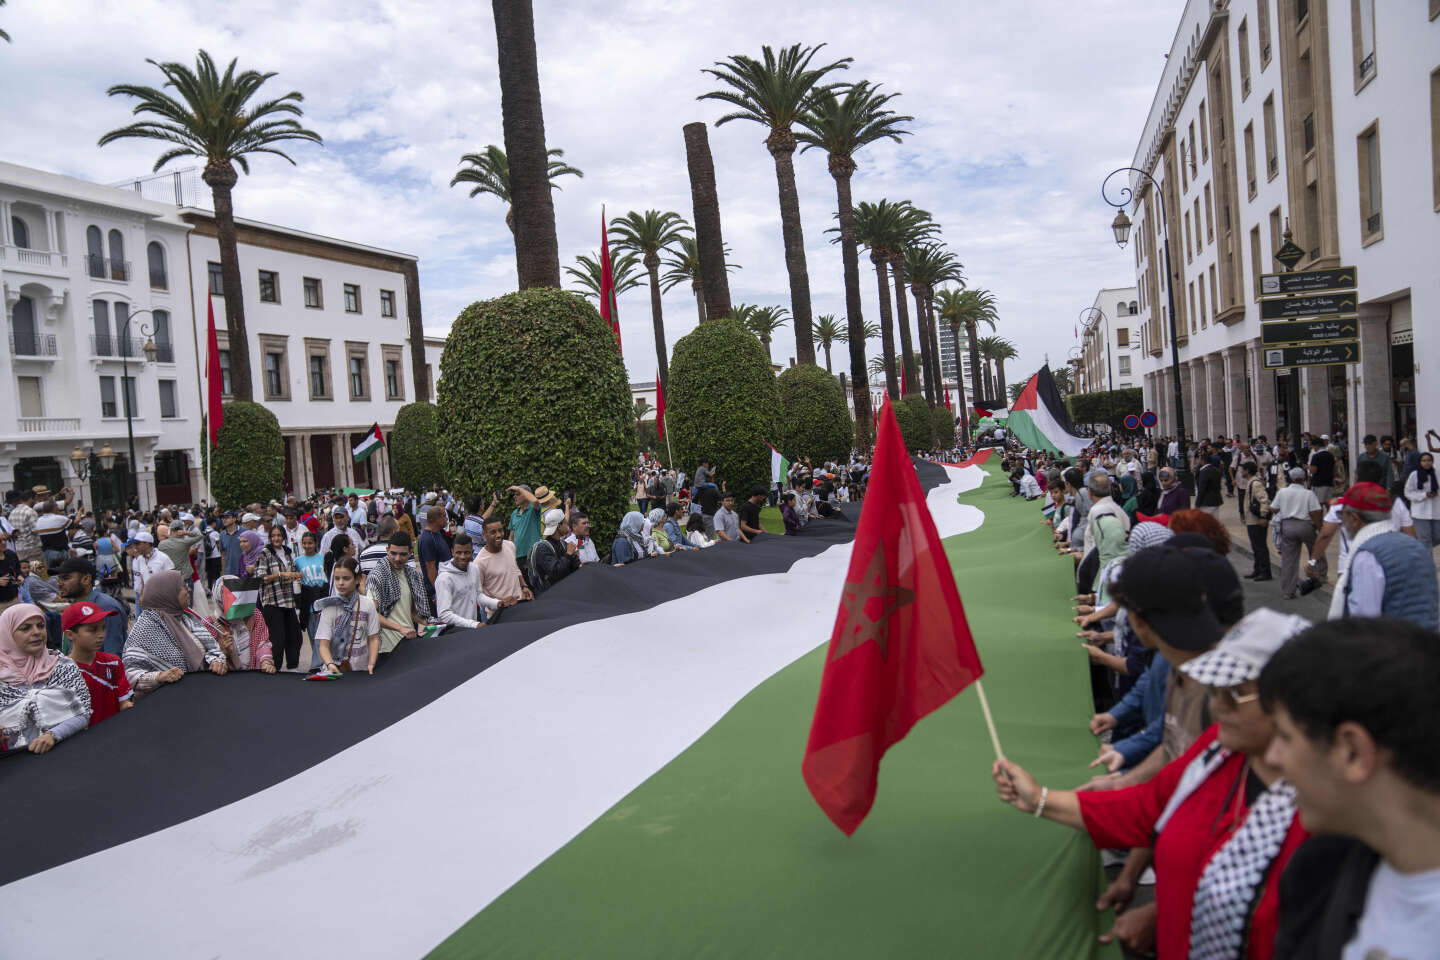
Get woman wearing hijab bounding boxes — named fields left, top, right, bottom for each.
left=0, top=603, right=91, bottom=753
left=1136, top=471, right=1161, bottom=516
left=207, top=576, right=275, bottom=673
left=123, top=569, right=228, bottom=698
left=646, top=507, right=676, bottom=553
left=1404, top=451, right=1439, bottom=556
left=611, top=511, right=654, bottom=565
left=997, top=608, right=1312, bottom=960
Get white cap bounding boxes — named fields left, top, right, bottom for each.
left=541, top=508, right=566, bottom=537
left=132, top=531, right=155, bottom=544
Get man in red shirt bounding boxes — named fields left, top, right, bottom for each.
left=62, top=601, right=133, bottom=726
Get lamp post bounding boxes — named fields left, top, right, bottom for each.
left=1079, top=306, right=1114, bottom=433
left=112, top=309, right=161, bottom=508
left=1103, top=166, right=1189, bottom=489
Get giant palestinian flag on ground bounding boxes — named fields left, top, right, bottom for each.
left=1006, top=364, right=1090, bottom=457
left=2, top=461, right=1114, bottom=959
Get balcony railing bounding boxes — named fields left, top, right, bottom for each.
left=91, top=333, right=149, bottom=359
left=85, top=254, right=131, bottom=282
left=9, top=331, right=58, bottom=357
left=16, top=417, right=81, bottom=434
left=152, top=341, right=175, bottom=363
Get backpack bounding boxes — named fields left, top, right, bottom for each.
left=525, top=539, right=554, bottom=595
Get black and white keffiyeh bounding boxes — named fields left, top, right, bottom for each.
left=1188, top=780, right=1298, bottom=960
left=0, top=659, right=90, bottom=748
left=122, top=608, right=222, bottom=678
left=367, top=558, right=431, bottom=620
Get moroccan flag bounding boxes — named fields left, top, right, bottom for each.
left=767, top=442, right=790, bottom=486
left=655, top=373, right=666, bottom=442
left=802, top=396, right=985, bottom=835
left=216, top=576, right=262, bottom=620
left=205, top=296, right=224, bottom=446
left=600, top=207, right=622, bottom=353
left=353, top=422, right=384, bottom=462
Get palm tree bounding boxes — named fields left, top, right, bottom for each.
left=903, top=244, right=964, bottom=405
left=739, top=304, right=790, bottom=363
left=608, top=210, right=691, bottom=390
left=797, top=80, right=911, bottom=446
left=986, top=337, right=1019, bottom=402
left=888, top=205, right=941, bottom=399
left=100, top=51, right=322, bottom=402
left=660, top=236, right=739, bottom=325
left=978, top=336, right=1013, bottom=401
left=634, top=397, right=653, bottom=427
left=1051, top=366, right=1074, bottom=397
left=565, top=250, right=645, bottom=302
left=450, top=144, right=582, bottom=235
left=937, top=288, right=997, bottom=413
left=843, top=199, right=931, bottom=399
left=491, top=0, right=562, bottom=289
left=700, top=43, right=851, bottom=366
left=812, top=314, right=846, bottom=373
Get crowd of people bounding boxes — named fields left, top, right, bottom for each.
left=0, top=450, right=868, bottom=752
left=981, top=426, right=1439, bottom=958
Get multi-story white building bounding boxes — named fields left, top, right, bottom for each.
left=1079, top=286, right=1142, bottom=394
left=1125, top=0, right=1437, bottom=452
left=1, top=162, right=444, bottom=509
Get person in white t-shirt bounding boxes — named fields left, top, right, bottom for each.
left=1260, top=618, right=1440, bottom=960
left=126, top=532, right=174, bottom=610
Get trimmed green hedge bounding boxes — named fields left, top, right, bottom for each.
left=436, top=288, right=633, bottom=547
left=776, top=365, right=852, bottom=465
left=389, top=402, right=445, bottom=492
left=896, top=395, right=935, bottom=452
left=1067, top=387, right=1145, bottom=431
left=932, top=405, right=957, bottom=449
left=668, top=317, right=778, bottom=496
left=213, top=401, right=284, bottom=506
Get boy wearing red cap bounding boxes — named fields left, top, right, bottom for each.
left=62, top=601, right=133, bottom=726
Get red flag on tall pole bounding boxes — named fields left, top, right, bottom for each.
left=802, top=396, right=987, bottom=835
left=205, top=296, right=224, bottom=446
left=655, top=371, right=666, bottom=442
left=599, top=206, right=622, bottom=353
left=943, top=386, right=952, bottom=411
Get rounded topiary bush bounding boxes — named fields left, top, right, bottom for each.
left=668, top=317, right=778, bottom=496
left=776, top=365, right=853, bottom=465
left=436, top=288, right=632, bottom=547
left=389, top=402, right=445, bottom=492
left=213, top=401, right=284, bottom=505
left=932, top=405, right=957, bottom=449
left=896, top=395, right=935, bottom=452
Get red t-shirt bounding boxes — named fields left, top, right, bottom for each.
left=73, top=652, right=133, bottom=726
left=1077, top=725, right=1308, bottom=960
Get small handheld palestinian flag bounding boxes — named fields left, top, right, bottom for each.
left=216, top=577, right=263, bottom=620
left=767, top=442, right=791, bottom=486
left=353, top=423, right=384, bottom=463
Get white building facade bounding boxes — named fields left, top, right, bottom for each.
left=1126, top=0, right=1438, bottom=453
left=1079, top=286, right=1142, bottom=394
left=1, top=161, right=444, bottom=509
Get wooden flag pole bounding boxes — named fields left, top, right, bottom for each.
left=973, top=678, right=1005, bottom=761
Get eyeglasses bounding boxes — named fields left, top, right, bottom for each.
left=1206, top=684, right=1260, bottom=706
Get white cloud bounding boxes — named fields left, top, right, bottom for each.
left=1, top=0, right=1181, bottom=386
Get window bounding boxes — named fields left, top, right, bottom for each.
left=1129, top=300, right=1138, bottom=314
left=1250, top=226, right=1263, bottom=299
left=1116, top=328, right=1130, bottom=347
left=1238, top=18, right=1252, bottom=98
left=86, top=226, right=105, bottom=278
left=1263, top=96, right=1278, bottom=180
left=1203, top=183, right=1214, bottom=241
left=1189, top=282, right=1197, bottom=334
left=1185, top=211, right=1193, bottom=262
left=309, top=355, right=328, bottom=398
left=113, top=301, right=131, bottom=357
left=1195, top=197, right=1203, bottom=246
left=159, top=380, right=178, bottom=419
left=344, top=284, right=361, bottom=313
left=151, top=309, right=173, bottom=363
left=1352, top=0, right=1376, bottom=87
left=304, top=277, right=323, bottom=308
left=1188, top=122, right=1197, bottom=174
left=347, top=343, right=370, bottom=399
left=10, top=215, right=29, bottom=249
left=18, top=375, right=44, bottom=417
left=1269, top=207, right=1283, bottom=267
left=217, top=349, right=232, bottom=397
left=1258, top=0, right=1272, bottom=67
left=107, top=229, right=127, bottom=280
left=100, top=377, right=117, bottom=417
left=208, top=261, right=224, bottom=296
left=1180, top=138, right=1189, bottom=191
left=424, top=364, right=434, bottom=399
left=1209, top=265, right=1219, bottom=321
left=1244, top=122, right=1258, bottom=198
left=381, top=345, right=406, bottom=401
left=305, top=338, right=331, bottom=400
left=147, top=241, right=167, bottom=289
left=1433, top=68, right=1440, bottom=208
left=380, top=289, right=396, bottom=318
left=121, top=376, right=138, bottom=417
left=259, top=334, right=290, bottom=400
left=155, top=451, right=186, bottom=487
left=1198, top=101, right=1210, bottom=160
left=258, top=270, right=279, bottom=303
left=91, top=300, right=110, bottom=355
left=1199, top=282, right=1208, bottom=329
left=1357, top=122, right=1383, bottom=240
left=1297, top=0, right=1309, bottom=26
left=1118, top=356, right=1131, bottom=376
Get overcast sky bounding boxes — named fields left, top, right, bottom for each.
left=2, top=0, right=1182, bottom=387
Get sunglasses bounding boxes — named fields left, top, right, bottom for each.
left=1206, top=684, right=1260, bottom=707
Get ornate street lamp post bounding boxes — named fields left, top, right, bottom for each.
left=112, top=309, right=161, bottom=507
left=1104, top=167, right=1190, bottom=488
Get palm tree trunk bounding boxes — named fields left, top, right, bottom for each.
left=830, top=163, right=870, bottom=447
left=691, top=280, right=706, bottom=324
left=926, top=295, right=944, bottom=406
left=204, top=167, right=253, bottom=402
left=492, top=0, right=561, bottom=289
left=402, top=261, right=429, bottom=402
left=682, top=122, right=732, bottom=320
left=766, top=130, right=815, bottom=365
left=822, top=344, right=832, bottom=373
left=644, top=254, right=668, bottom=390
left=950, top=323, right=969, bottom=438
left=911, top=284, right=934, bottom=404
left=996, top=359, right=1008, bottom=404
left=762, top=336, right=772, bottom=363
left=871, top=253, right=898, bottom=399
left=890, top=256, right=919, bottom=395
left=966, top=320, right=984, bottom=406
